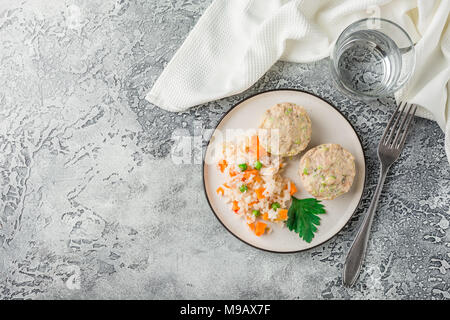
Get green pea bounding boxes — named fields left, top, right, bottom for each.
left=303, top=168, right=309, bottom=175
left=239, top=184, right=248, bottom=193
left=271, top=202, right=281, bottom=210
left=254, top=160, right=262, bottom=170
left=238, top=163, right=247, bottom=171
left=252, top=210, right=260, bottom=217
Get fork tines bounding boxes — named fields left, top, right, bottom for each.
left=382, top=102, right=417, bottom=149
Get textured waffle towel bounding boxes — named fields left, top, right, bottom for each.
left=146, top=0, right=450, bottom=162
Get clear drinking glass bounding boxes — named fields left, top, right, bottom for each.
left=330, top=18, right=416, bottom=99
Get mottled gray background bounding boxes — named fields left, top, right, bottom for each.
left=0, top=0, right=449, bottom=300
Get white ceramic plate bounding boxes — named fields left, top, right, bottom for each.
left=203, top=89, right=366, bottom=253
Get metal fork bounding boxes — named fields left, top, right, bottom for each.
left=343, top=102, right=417, bottom=287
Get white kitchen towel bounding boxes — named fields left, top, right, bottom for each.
left=146, top=0, right=450, bottom=162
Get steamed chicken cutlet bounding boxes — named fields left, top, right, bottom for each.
left=258, top=102, right=312, bottom=157
left=299, top=143, right=355, bottom=200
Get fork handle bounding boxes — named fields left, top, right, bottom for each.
left=343, top=164, right=389, bottom=286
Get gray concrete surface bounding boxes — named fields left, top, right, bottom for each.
left=0, top=0, right=449, bottom=299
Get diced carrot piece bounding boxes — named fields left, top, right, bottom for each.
left=223, top=183, right=230, bottom=188
left=218, top=159, right=227, bottom=173
left=289, top=182, right=297, bottom=195
left=255, top=135, right=260, bottom=160
left=243, top=169, right=259, bottom=180
left=216, top=187, right=224, bottom=196
left=248, top=222, right=255, bottom=232
left=248, top=201, right=258, bottom=207
left=277, top=209, right=288, bottom=221
left=229, top=169, right=237, bottom=177
left=232, top=201, right=240, bottom=213
left=262, top=212, right=269, bottom=221
left=255, top=187, right=265, bottom=199
left=255, top=222, right=267, bottom=236
left=249, top=135, right=267, bottom=160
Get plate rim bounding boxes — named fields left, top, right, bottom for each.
left=202, top=88, right=367, bottom=254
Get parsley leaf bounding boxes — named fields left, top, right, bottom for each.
left=286, top=197, right=326, bottom=243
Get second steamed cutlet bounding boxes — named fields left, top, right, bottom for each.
left=299, top=143, right=356, bottom=200
left=258, top=102, right=312, bottom=157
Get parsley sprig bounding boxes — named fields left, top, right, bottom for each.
left=286, top=197, right=326, bottom=243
